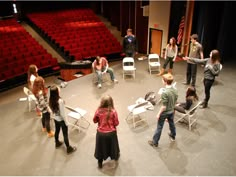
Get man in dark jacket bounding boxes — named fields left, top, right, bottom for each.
left=123, top=28, right=138, bottom=58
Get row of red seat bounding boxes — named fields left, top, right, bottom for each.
left=0, top=18, right=59, bottom=82
left=27, top=8, right=122, bottom=60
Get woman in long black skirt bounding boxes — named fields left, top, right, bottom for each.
left=93, top=95, right=120, bottom=168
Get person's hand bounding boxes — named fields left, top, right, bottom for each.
left=157, top=114, right=160, bottom=120
left=102, top=71, right=106, bottom=75
left=135, top=52, right=138, bottom=55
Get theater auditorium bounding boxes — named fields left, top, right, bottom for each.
left=0, top=1, right=236, bottom=176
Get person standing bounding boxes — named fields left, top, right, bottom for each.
left=157, top=37, right=178, bottom=76
left=122, top=28, right=138, bottom=58
left=93, top=95, right=120, bottom=169
left=148, top=73, right=178, bottom=147
left=32, top=76, right=54, bottom=137
left=183, top=49, right=221, bottom=108
left=92, top=56, right=118, bottom=89
left=49, top=85, right=77, bottom=154
left=182, top=34, right=204, bottom=87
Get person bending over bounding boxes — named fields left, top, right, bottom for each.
left=92, top=56, right=118, bottom=89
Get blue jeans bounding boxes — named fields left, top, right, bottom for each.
left=96, top=68, right=115, bottom=84
left=152, top=112, right=176, bottom=144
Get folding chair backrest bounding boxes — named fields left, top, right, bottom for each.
left=148, top=54, right=160, bottom=62
left=123, top=57, right=134, bottom=67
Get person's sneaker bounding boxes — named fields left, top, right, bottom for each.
left=97, top=84, right=102, bottom=88
left=67, top=146, right=77, bottom=154
left=55, top=141, right=63, bottom=148
left=47, top=131, right=54, bottom=138
left=148, top=140, right=158, bottom=147
left=168, top=133, right=175, bottom=142
left=42, top=128, right=46, bottom=132
left=113, top=79, right=118, bottom=83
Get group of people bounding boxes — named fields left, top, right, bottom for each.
left=27, top=64, right=76, bottom=154
left=25, top=29, right=222, bottom=168
left=27, top=64, right=120, bottom=168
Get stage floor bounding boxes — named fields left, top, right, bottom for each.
left=0, top=58, right=236, bottom=176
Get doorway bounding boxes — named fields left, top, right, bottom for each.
left=149, top=28, right=163, bottom=56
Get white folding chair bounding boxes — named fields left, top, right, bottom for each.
left=126, top=99, right=153, bottom=128
left=123, top=57, right=136, bottom=79
left=65, top=105, right=90, bottom=132
left=175, top=101, right=201, bottom=131
left=148, top=53, right=160, bottom=74
left=23, top=87, right=36, bottom=112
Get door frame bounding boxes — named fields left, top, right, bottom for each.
left=148, top=28, right=163, bottom=55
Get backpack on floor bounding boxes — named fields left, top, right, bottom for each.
left=144, top=91, right=157, bottom=106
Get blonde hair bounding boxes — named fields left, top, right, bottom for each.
left=162, top=73, right=174, bottom=85
left=32, top=76, right=47, bottom=97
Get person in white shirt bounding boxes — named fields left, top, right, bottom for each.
left=27, top=64, right=38, bottom=91
left=49, top=85, right=77, bottom=154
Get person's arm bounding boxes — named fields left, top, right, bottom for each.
left=113, top=110, right=119, bottom=127
left=102, top=59, right=108, bottom=74
left=59, top=99, right=66, bottom=121
left=183, top=57, right=209, bottom=64
left=164, top=45, right=168, bottom=59
left=134, top=36, right=138, bottom=53
left=173, top=45, right=178, bottom=61
left=206, top=63, right=221, bottom=76
left=93, top=110, right=99, bottom=123
left=157, top=93, right=167, bottom=119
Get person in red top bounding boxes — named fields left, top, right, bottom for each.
left=93, top=95, right=120, bottom=169
left=92, top=56, right=118, bottom=88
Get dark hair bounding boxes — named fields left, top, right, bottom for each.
left=191, top=34, right=198, bottom=40
left=186, top=86, right=198, bottom=100
left=49, top=85, right=60, bottom=113
left=99, top=95, right=114, bottom=122
left=95, top=56, right=100, bottom=64
left=211, top=49, right=221, bottom=63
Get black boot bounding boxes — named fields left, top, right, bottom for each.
left=67, top=146, right=77, bottom=154
left=55, top=141, right=63, bottom=148
left=98, top=159, right=103, bottom=168
left=200, top=102, right=208, bottom=109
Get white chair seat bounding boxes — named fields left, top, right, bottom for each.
left=23, top=87, right=36, bottom=112
left=66, top=105, right=90, bottom=132
left=148, top=53, right=161, bottom=74
left=123, top=57, right=136, bottom=79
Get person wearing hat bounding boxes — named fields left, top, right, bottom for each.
left=182, top=34, right=204, bottom=87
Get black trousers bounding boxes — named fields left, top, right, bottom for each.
left=54, top=120, right=70, bottom=147
left=203, top=78, right=214, bottom=103
left=186, top=63, right=197, bottom=86
left=42, top=112, right=51, bottom=133
left=163, top=56, right=174, bottom=69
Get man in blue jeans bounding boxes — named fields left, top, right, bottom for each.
left=148, top=73, right=178, bottom=147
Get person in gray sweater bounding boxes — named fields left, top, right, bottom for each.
left=183, top=49, right=222, bottom=108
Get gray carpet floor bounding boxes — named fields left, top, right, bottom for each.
left=0, top=58, right=236, bottom=176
